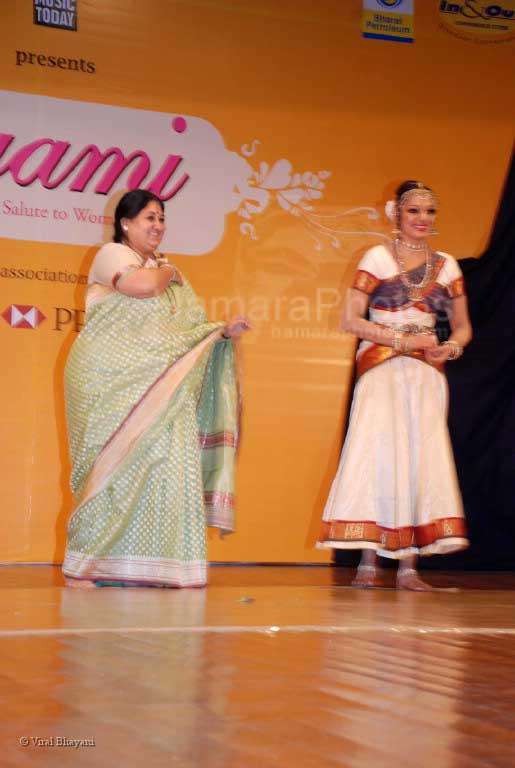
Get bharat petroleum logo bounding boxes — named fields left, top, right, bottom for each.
left=2, top=304, right=46, bottom=329
left=377, top=0, right=403, bottom=8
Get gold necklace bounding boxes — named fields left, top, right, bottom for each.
left=393, top=240, right=434, bottom=300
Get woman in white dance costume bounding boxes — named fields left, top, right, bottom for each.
left=318, top=180, right=472, bottom=590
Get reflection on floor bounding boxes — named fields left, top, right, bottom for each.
left=1, top=565, right=515, bottom=767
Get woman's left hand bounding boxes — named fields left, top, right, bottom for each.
left=223, top=316, right=251, bottom=338
left=424, top=344, right=452, bottom=364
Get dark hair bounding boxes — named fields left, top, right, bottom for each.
left=395, top=180, right=434, bottom=202
left=113, top=189, right=165, bottom=243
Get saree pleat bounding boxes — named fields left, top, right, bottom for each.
left=63, top=277, right=238, bottom=586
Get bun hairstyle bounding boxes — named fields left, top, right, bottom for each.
left=113, top=189, right=164, bottom=243
left=395, top=180, right=435, bottom=203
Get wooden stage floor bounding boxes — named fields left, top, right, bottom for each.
left=2, top=565, right=515, bottom=767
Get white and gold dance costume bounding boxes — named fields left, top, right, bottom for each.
left=318, top=244, right=468, bottom=558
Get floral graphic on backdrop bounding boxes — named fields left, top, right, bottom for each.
left=235, top=140, right=388, bottom=250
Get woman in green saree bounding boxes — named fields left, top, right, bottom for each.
left=63, top=190, right=249, bottom=588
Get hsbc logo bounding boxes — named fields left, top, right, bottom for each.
left=2, top=304, right=46, bottom=328
left=2, top=304, right=83, bottom=331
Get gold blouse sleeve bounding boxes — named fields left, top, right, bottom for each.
left=447, top=276, right=466, bottom=298
left=352, top=269, right=380, bottom=295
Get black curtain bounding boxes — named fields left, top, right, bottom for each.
left=336, top=150, right=515, bottom=570
left=427, top=148, right=515, bottom=569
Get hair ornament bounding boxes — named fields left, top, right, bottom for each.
left=384, top=200, right=397, bottom=222
left=397, top=187, right=438, bottom=211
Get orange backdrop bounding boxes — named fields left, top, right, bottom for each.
left=0, top=1, right=513, bottom=563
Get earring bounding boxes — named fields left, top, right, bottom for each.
left=123, top=225, right=128, bottom=231
left=430, top=225, right=439, bottom=236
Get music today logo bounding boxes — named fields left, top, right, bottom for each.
left=33, top=0, right=77, bottom=32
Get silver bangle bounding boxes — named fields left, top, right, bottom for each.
left=443, top=340, right=463, bottom=360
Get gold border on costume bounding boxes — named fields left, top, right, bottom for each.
left=352, top=269, right=380, bottom=295
left=356, top=344, right=444, bottom=381
left=447, top=276, right=466, bottom=298
left=319, top=517, right=467, bottom=556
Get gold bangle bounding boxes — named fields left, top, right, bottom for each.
left=401, top=335, right=411, bottom=353
left=392, top=331, right=403, bottom=351
left=392, top=330, right=411, bottom=353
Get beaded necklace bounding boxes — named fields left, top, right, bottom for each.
left=396, top=237, right=425, bottom=251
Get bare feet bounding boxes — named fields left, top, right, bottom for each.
left=396, top=568, right=433, bottom=592
left=352, top=565, right=383, bottom=589
left=64, top=577, right=96, bottom=589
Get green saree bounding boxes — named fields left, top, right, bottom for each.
left=62, top=272, right=238, bottom=587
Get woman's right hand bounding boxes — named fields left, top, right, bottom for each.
left=405, top=332, right=439, bottom=352
left=223, top=316, right=251, bottom=338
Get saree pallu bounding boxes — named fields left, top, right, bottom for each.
left=62, top=278, right=238, bottom=587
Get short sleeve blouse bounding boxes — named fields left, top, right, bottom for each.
left=88, top=243, right=143, bottom=288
